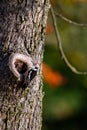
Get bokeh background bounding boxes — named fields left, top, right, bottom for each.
left=42, top=0, right=87, bottom=130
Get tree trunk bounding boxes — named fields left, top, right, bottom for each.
left=0, top=0, right=50, bottom=130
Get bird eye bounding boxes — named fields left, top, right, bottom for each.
left=35, top=66, right=38, bottom=70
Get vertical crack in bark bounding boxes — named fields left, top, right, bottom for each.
left=2, top=16, right=15, bottom=52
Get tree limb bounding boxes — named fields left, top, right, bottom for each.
left=51, top=6, right=87, bottom=75
left=55, top=12, right=87, bottom=27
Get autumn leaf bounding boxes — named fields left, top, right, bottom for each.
left=42, top=63, right=66, bottom=88
left=46, top=23, right=53, bottom=34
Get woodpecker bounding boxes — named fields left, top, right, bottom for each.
left=23, top=63, right=39, bottom=86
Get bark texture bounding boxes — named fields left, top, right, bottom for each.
left=0, top=0, right=50, bottom=130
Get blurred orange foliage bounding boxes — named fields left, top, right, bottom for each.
left=46, top=23, right=53, bottom=34
left=42, top=63, right=66, bottom=88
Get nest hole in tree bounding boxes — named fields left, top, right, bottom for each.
left=14, top=59, right=28, bottom=74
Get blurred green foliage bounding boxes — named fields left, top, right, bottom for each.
left=42, top=0, right=87, bottom=130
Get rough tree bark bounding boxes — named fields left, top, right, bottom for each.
left=0, top=0, right=50, bottom=130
